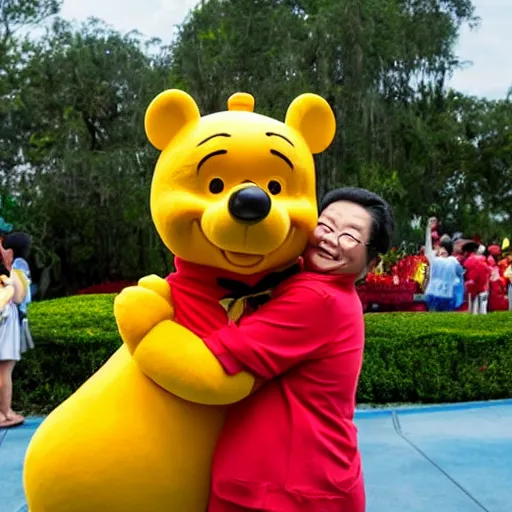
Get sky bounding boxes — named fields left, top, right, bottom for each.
left=56, top=0, right=511, bottom=100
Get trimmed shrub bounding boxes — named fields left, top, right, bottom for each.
left=359, top=312, right=512, bottom=403
left=12, top=294, right=512, bottom=413
left=14, top=295, right=121, bottom=414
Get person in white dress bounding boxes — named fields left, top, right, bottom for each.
left=0, top=232, right=32, bottom=428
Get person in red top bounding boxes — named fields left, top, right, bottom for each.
left=197, top=187, right=394, bottom=512
left=463, top=246, right=492, bottom=314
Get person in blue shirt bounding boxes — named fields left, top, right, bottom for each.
left=424, top=218, right=464, bottom=312
left=0, top=232, right=32, bottom=428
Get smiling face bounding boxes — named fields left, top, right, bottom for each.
left=303, top=200, right=373, bottom=276
left=146, top=91, right=336, bottom=275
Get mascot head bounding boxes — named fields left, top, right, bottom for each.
left=146, top=90, right=335, bottom=274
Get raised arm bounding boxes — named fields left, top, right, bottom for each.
left=425, top=217, right=436, bottom=264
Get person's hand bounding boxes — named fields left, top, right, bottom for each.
left=0, top=275, right=12, bottom=286
left=427, top=217, right=437, bottom=230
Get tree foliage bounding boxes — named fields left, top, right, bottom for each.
left=1, top=0, right=511, bottom=296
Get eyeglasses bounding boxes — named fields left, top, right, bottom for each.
left=315, top=223, right=371, bottom=251
left=337, top=233, right=371, bottom=250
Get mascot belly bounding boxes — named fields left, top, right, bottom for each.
left=23, top=89, right=336, bottom=511
left=24, top=346, right=225, bottom=511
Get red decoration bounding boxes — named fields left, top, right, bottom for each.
left=392, top=255, right=427, bottom=281
left=357, top=275, right=420, bottom=311
left=357, top=253, right=428, bottom=311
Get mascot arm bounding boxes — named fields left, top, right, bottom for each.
left=115, top=277, right=254, bottom=404
left=134, top=284, right=337, bottom=405
left=133, top=320, right=256, bottom=405
left=114, top=275, right=175, bottom=354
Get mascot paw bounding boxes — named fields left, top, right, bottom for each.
left=114, top=284, right=174, bottom=354
left=138, top=274, right=172, bottom=303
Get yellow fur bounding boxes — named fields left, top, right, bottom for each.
left=23, top=90, right=335, bottom=511
left=135, top=320, right=255, bottom=405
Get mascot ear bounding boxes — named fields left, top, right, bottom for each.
left=145, top=89, right=201, bottom=150
left=285, top=94, right=336, bottom=154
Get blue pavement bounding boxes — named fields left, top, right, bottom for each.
left=1, top=400, right=512, bottom=511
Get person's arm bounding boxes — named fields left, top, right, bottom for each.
left=10, top=258, right=30, bottom=304
left=203, top=284, right=338, bottom=379
left=0, top=278, right=15, bottom=310
left=425, top=218, right=436, bottom=264
left=10, top=270, right=28, bottom=304
left=133, top=284, right=337, bottom=404
left=0, top=269, right=28, bottom=305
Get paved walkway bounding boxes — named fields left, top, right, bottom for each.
left=2, top=400, right=512, bottom=511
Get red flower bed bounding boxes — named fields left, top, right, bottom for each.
left=355, top=253, right=429, bottom=311
left=392, top=255, right=428, bottom=281
left=357, top=279, right=419, bottom=306
left=77, top=281, right=136, bottom=295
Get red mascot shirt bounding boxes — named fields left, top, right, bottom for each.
left=204, top=271, right=366, bottom=512
left=165, top=257, right=294, bottom=336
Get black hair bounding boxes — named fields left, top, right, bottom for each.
left=462, top=241, right=478, bottom=255
left=440, top=237, right=453, bottom=256
left=2, top=232, right=32, bottom=260
left=319, top=187, right=395, bottom=261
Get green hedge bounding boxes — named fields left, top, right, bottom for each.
left=12, top=294, right=512, bottom=414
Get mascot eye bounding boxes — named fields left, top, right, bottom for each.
left=209, top=178, right=225, bottom=194
left=268, top=180, right=282, bottom=195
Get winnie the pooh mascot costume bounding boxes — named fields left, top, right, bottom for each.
left=23, top=90, right=335, bottom=512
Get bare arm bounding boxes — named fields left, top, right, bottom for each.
left=0, top=271, right=27, bottom=305
left=0, top=279, right=15, bottom=310
left=10, top=270, right=28, bottom=304
left=425, top=217, right=436, bottom=264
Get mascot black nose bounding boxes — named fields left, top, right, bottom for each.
left=228, top=187, right=271, bottom=222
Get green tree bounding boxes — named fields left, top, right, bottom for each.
left=4, top=0, right=510, bottom=295
left=7, top=18, right=172, bottom=295
left=169, top=0, right=479, bottom=240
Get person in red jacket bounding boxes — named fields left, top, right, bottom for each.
left=464, top=245, right=491, bottom=314
left=198, top=187, right=394, bottom=512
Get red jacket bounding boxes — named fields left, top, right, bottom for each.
left=463, top=254, right=491, bottom=295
